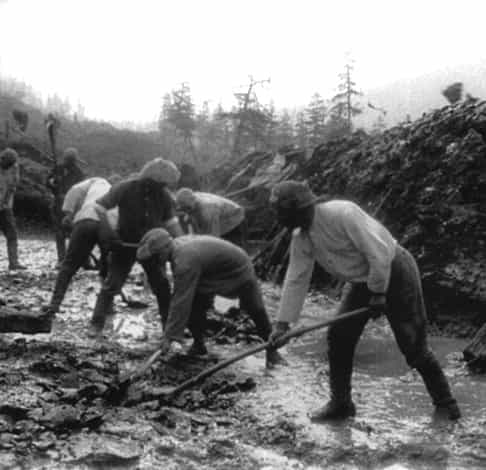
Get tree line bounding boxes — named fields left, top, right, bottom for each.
left=1, top=57, right=366, bottom=175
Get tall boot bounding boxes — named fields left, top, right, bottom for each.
left=415, top=353, right=461, bottom=420
left=43, top=268, right=72, bottom=314
left=7, top=238, right=26, bottom=270
left=90, top=290, right=114, bottom=334
left=310, top=351, right=356, bottom=421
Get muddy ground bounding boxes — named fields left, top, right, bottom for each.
left=1, top=236, right=486, bottom=470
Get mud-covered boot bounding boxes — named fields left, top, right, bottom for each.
left=416, top=354, right=461, bottom=420
left=187, top=340, right=208, bottom=357
left=7, top=239, right=26, bottom=270
left=89, top=290, right=113, bottom=337
left=310, top=397, right=356, bottom=421
left=310, top=355, right=356, bottom=422
left=265, top=347, right=288, bottom=368
left=42, top=268, right=72, bottom=315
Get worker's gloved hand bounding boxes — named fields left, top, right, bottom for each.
left=369, top=293, right=387, bottom=319
left=269, top=321, right=291, bottom=349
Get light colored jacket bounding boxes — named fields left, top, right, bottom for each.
left=0, top=163, right=19, bottom=210
left=277, top=200, right=397, bottom=323
left=63, top=177, right=118, bottom=228
left=193, top=192, right=245, bottom=237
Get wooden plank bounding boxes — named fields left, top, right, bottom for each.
left=0, top=307, right=52, bottom=334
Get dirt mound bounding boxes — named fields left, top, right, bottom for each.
left=210, top=101, right=486, bottom=325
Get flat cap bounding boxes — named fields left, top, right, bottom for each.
left=137, top=228, right=173, bottom=261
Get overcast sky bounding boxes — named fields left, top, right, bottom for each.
left=0, top=0, right=485, bottom=123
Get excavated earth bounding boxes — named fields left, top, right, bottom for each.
left=1, top=237, right=486, bottom=470
left=209, top=100, right=486, bottom=330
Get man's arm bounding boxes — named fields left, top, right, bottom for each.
left=277, top=233, right=315, bottom=324
left=163, top=263, right=201, bottom=341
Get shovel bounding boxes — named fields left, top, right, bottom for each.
left=106, top=306, right=369, bottom=404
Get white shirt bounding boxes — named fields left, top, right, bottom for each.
left=277, top=200, right=397, bottom=323
left=63, top=177, right=118, bottom=228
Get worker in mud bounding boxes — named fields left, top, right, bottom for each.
left=176, top=188, right=247, bottom=248
left=48, top=147, right=86, bottom=264
left=42, top=175, right=121, bottom=315
left=0, top=148, right=26, bottom=270
left=268, top=180, right=461, bottom=421
left=90, top=158, right=183, bottom=337
left=136, top=228, right=284, bottom=367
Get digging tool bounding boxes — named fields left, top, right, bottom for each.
left=106, top=306, right=369, bottom=404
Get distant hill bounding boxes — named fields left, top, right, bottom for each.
left=0, top=93, right=165, bottom=178
left=356, top=60, right=486, bottom=129
left=0, top=92, right=169, bottom=222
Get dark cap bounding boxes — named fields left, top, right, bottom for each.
left=269, top=180, right=316, bottom=209
left=0, top=148, right=19, bottom=170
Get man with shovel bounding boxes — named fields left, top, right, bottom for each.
left=0, top=148, right=26, bottom=270
left=268, top=180, right=461, bottom=421
left=90, top=158, right=184, bottom=337
left=42, top=175, right=120, bottom=315
left=47, top=147, right=86, bottom=264
left=135, top=228, right=284, bottom=367
left=176, top=188, right=247, bottom=248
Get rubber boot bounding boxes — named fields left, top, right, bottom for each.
left=415, top=354, right=461, bottom=420
left=187, top=339, right=208, bottom=357
left=43, top=268, right=72, bottom=315
left=7, top=239, right=26, bottom=270
left=310, top=356, right=356, bottom=422
left=89, top=290, right=114, bottom=335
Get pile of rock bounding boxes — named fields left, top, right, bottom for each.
left=210, top=100, right=486, bottom=328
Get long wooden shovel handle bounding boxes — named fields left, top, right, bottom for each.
left=158, top=306, right=369, bottom=398
left=120, top=349, right=163, bottom=385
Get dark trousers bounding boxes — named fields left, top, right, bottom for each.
left=327, top=245, right=456, bottom=407
left=187, top=279, right=272, bottom=345
left=0, top=208, right=20, bottom=268
left=49, top=220, right=108, bottom=310
left=50, top=198, right=66, bottom=263
left=222, top=218, right=248, bottom=251
left=91, top=246, right=170, bottom=329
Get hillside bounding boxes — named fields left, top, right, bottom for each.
left=0, top=93, right=168, bottom=221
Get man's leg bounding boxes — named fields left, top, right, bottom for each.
left=235, top=279, right=285, bottom=366
left=387, top=246, right=460, bottom=420
left=3, top=209, right=25, bottom=270
left=45, top=220, right=98, bottom=314
left=141, top=256, right=171, bottom=328
left=51, top=201, right=66, bottom=264
left=186, top=293, right=214, bottom=355
left=90, top=247, right=135, bottom=333
left=312, top=283, right=371, bottom=421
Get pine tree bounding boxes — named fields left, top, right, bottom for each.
left=305, top=93, right=327, bottom=147
left=330, top=57, right=362, bottom=134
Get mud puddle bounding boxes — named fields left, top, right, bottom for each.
left=1, top=239, right=486, bottom=469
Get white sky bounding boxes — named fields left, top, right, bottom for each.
left=1, top=0, right=485, bottom=123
